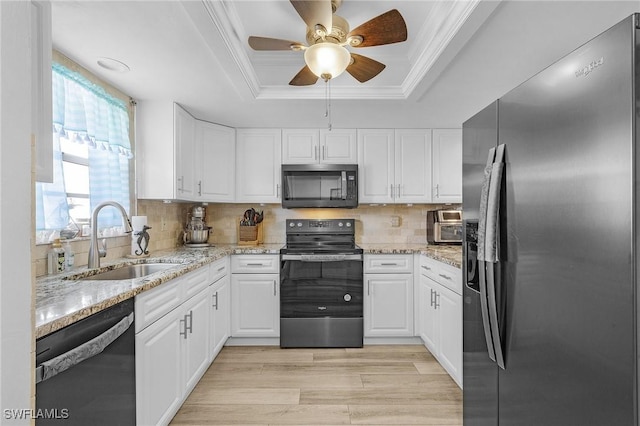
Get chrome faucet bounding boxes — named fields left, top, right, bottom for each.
left=87, top=201, right=133, bottom=269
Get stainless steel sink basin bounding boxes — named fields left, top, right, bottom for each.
left=82, top=263, right=177, bottom=281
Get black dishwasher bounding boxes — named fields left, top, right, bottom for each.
left=35, top=299, right=135, bottom=425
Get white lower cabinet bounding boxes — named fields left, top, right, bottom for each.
left=364, top=254, right=414, bottom=337
left=417, top=255, right=463, bottom=387
left=209, top=257, right=230, bottom=361
left=231, top=255, right=280, bottom=338
left=135, top=264, right=214, bottom=426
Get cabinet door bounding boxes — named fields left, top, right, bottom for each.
left=419, top=274, right=439, bottom=354
left=436, top=284, right=462, bottom=386
left=364, top=274, right=414, bottom=337
left=196, top=121, right=235, bottom=202
left=357, top=129, right=395, bottom=203
left=231, top=273, right=279, bottom=337
left=320, top=129, right=357, bottom=164
left=236, top=129, right=282, bottom=203
left=282, top=129, right=319, bottom=164
left=209, top=275, right=230, bottom=361
left=432, top=129, right=462, bottom=203
left=395, top=129, right=432, bottom=203
left=174, top=104, right=196, bottom=200
left=182, top=288, right=210, bottom=395
left=136, top=308, right=182, bottom=426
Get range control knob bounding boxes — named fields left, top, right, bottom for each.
left=338, top=222, right=344, bottom=227
left=289, top=222, right=295, bottom=227
left=297, top=222, right=303, bottom=227
left=346, top=222, right=352, bottom=227
left=344, top=293, right=352, bottom=302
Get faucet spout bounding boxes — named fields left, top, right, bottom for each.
left=87, top=201, right=133, bottom=269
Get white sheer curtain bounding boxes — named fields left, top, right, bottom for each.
left=35, top=63, right=132, bottom=234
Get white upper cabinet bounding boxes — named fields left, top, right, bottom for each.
left=235, top=129, right=282, bottom=203
left=282, top=129, right=357, bottom=164
left=137, top=102, right=196, bottom=201
left=395, top=129, right=433, bottom=204
left=174, top=104, right=197, bottom=200
left=357, top=129, right=395, bottom=203
left=195, top=120, right=235, bottom=202
left=32, top=1, right=53, bottom=183
left=358, top=129, right=432, bottom=204
left=432, top=129, right=462, bottom=203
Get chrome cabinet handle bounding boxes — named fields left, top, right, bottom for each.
left=429, top=289, right=435, bottom=307
left=322, top=145, right=326, bottom=160
left=380, top=263, right=398, bottom=266
left=213, top=292, right=219, bottom=310
left=180, top=316, right=188, bottom=339
left=390, top=184, right=395, bottom=199
left=177, top=176, right=183, bottom=192
left=397, top=184, right=401, bottom=199
left=421, top=265, right=432, bottom=270
left=315, top=146, right=318, bottom=160
left=439, top=273, right=451, bottom=281
left=367, top=281, right=371, bottom=296
left=276, top=184, right=281, bottom=198
left=198, top=180, right=202, bottom=196
left=435, top=184, right=439, bottom=198
left=186, top=310, right=193, bottom=334
left=217, top=266, right=225, bottom=272
left=273, top=281, right=277, bottom=296
left=246, top=262, right=265, bottom=266
left=434, top=292, right=440, bottom=309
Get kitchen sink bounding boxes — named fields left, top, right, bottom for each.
left=81, top=263, right=178, bottom=281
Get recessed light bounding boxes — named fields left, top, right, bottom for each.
left=96, top=57, right=130, bottom=73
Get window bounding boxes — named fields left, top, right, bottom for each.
left=35, top=60, right=133, bottom=244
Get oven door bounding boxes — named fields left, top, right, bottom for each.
left=280, top=253, right=363, bottom=347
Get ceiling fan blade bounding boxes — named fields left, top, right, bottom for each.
left=346, top=53, right=386, bottom=83
left=248, top=36, right=305, bottom=51
left=348, top=9, right=408, bottom=48
left=289, top=65, right=319, bottom=86
left=290, top=0, right=332, bottom=35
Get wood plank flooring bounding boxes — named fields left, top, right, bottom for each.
left=170, top=345, right=462, bottom=425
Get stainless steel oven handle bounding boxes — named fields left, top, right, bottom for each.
left=281, top=254, right=363, bottom=262
left=35, top=312, right=134, bottom=384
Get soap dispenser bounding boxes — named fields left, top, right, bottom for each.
left=47, top=239, right=66, bottom=274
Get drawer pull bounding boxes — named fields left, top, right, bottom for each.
left=380, top=263, right=399, bottom=266
left=246, top=263, right=265, bottom=266
left=217, top=266, right=225, bottom=272
left=439, top=273, right=452, bottom=280
left=421, top=265, right=432, bottom=270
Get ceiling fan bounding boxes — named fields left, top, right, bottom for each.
left=248, top=0, right=408, bottom=86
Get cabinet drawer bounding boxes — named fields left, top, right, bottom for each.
left=437, top=262, right=462, bottom=295
left=231, top=255, right=279, bottom=273
left=364, top=254, right=413, bottom=273
left=419, top=256, right=440, bottom=282
left=135, top=278, right=181, bottom=333
left=209, top=257, right=228, bottom=284
left=419, top=255, right=462, bottom=295
left=182, top=266, right=211, bottom=301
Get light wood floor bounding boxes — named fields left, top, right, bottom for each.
left=170, top=345, right=462, bottom=425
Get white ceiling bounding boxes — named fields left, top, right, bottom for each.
left=51, top=1, right=638, bottom=129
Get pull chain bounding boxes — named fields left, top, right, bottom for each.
left=324, top=78, right=332, bottom=131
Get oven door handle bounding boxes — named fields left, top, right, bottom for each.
left=35, top=312, right=134, bottom=384
left=281, top=254, right=363, bottom=262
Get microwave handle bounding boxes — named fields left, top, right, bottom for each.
left=341, top=171, right=347, bottom=200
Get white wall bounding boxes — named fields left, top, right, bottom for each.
left=0, top=1, right=35, bottom=424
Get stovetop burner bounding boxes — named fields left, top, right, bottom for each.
left=280, top=219, right=361, bottom=255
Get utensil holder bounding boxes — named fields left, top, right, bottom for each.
left=238, top=223, right=263, bottom=246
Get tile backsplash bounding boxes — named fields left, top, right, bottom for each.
left=34, top=200, right=459, bottom=276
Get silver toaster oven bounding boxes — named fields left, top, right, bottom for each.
left=427, top=210, right=463, bottom=244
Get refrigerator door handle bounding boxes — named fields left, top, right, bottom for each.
left=484, top=143, right=506, bottom=369
left=486, top=263, right=506, bottom=369
left=478, top=260, right=497, bottom=362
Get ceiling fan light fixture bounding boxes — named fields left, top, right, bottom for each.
left=304, top=42, right=351, bottom=81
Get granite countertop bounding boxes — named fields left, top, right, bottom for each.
left=35, top=244, right=282, bottom=338
left=36, top=242, right=461, bottom=339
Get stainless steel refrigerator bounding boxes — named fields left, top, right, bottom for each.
left=462, top=14, right=639, bottom=425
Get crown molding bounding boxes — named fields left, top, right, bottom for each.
left=200, top=0, right=480, bottom=101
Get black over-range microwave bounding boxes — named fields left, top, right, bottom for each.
left=281, top=164, right=358, bottom=208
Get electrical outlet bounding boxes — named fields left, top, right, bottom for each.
left=391, top=216, right=401, bottom=227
